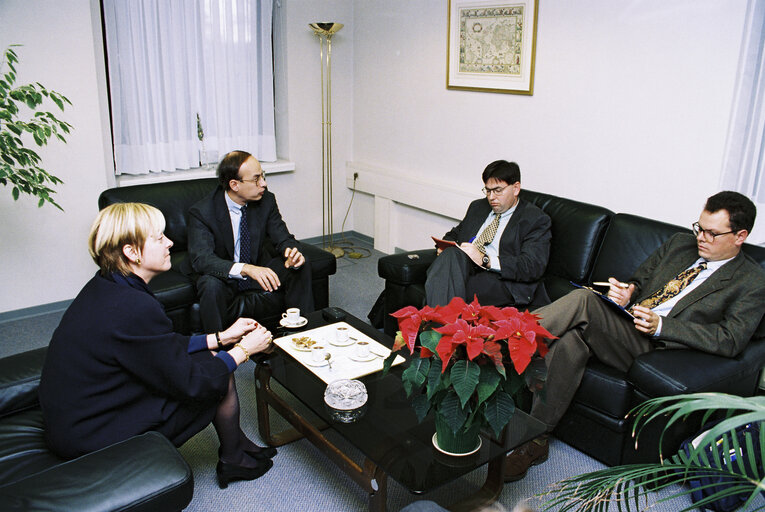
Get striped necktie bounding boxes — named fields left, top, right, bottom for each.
left=472, top=213, right=501, bottom=255
left=633, top=261, right=707, bottom=310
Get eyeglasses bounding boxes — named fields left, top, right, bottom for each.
left=692, top=222, right=736, bottom=242
left=481, top=185, right=509, bottom=197
left=238, top=172, right=266, bottom=185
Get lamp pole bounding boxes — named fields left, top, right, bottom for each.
left=309, top=22, right=344, bottom=258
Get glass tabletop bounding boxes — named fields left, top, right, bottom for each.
left=265, top=307, right=547, bottom=495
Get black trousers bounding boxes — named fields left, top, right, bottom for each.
left=196, top=255, right=314, bottom=332
left=424, top=246, right=513, bottom=307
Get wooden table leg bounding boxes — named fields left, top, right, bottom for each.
left=363, top=458, right=388, bottom=512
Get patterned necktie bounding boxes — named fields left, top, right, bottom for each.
left=634, top=261, right=707, bottom=310
left=238, top=205, right=252, bottom=290
left=473, top=213, right=502, bottom=255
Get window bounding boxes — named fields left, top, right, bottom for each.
left=102, top=0, right=275, bottom=175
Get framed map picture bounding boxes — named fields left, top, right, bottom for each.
left=447, top=0, right=538, bottom=94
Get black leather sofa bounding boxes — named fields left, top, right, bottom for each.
left=0, top=347, right=194, bottom=511
left=377, top=189, right=765, bottom=466
left=99, top=178, right=337, bottom=334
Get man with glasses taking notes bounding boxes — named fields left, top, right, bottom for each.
left=424, top=160, right=552, bottom=308
left=187, top=150, right=313, bottom=333
left=503, top=191, right=765, bottom=482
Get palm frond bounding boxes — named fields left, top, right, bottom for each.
left=542, top=392, right=765, bottom=511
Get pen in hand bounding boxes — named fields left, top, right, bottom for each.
left=592, top=281, right=630, bottom=289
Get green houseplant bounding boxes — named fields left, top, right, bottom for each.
left=0, top=45, right=72, bottom=209
left=384, top=296, right=553, bottom=454
left=542, top=392, right=765, bottom=511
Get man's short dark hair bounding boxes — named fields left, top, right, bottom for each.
left=482, top=160, right=521, bottom=185
left=705, top=191, right=756, bottom=233
left=217, top=150, right=252, bottom=190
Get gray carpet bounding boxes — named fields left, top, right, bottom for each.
left=2, top=234, right=754, bottom=511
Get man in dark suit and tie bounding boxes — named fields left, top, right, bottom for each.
left=424, top=160, right=552, bottom=308
left=187, top=150, right=313, bottom=333
left=504, top=191, right=765, bottom=482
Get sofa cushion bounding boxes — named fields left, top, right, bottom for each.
left=521, top=190, right=612, bottom=286
left=0, top=348, right=46, bottom=419
left=590, top=213, right=688, bottom=282
left=573, top=359, right=632, bottom=419
left=98, top=178, right=219, bottom=251
left=629, top=342, right=765, bottom=397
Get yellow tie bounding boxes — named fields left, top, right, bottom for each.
left=633, top=261, right=707, bottom=311
left=473, top=213, right=501, bottom=255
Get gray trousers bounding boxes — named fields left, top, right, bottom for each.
left=530, top=289, right=653, bottom=431
left=424, top=247, right=512, bottom=307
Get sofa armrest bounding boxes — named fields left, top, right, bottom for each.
left=0, top=348, right=46, bottom=418
left=301, top=241, right=338, bottom=278
left=628, top=342, right=765, bottom=397
left=0, top=431, right=193, bottom=512
left=378, top=249, right=438, bottom=286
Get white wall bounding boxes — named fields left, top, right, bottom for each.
left=268, top=0, right=355, bottom=241
left=0, top=0, right=756, bottom=314
left=0, top=0, right=112, bottom=313
left=349, top=0, right=752, bottom=250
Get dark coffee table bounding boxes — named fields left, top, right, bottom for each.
left=254, top=308, right=546, bottom=511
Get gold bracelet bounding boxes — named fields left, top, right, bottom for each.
left=234, top=343, right=250, bottom=363
left=215, top=332, right=224, bottom=350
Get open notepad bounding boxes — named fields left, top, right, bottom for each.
left=570, top=282, right=635, bottom=320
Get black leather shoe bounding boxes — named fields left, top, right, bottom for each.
left=245, top=445, right=277, bottom=460
left=216, top=458, right=273, bottom=489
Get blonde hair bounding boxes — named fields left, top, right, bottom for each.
left=88, top=203, right=166, bottom=275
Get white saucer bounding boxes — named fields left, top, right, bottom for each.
left=303, top=357, right=328, bottom=367
left=329, top=338, right=354, bottom=347
left=280, top=317, right=308, bottom=328
left=432, top=433, right=482, bottom=456
left=348, top=353, right=377, bottom=363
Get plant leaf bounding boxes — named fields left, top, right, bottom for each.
left=450, top=359, right=480, bottom=409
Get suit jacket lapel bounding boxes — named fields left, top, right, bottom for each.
left=668, top=253, right=741, bottom=317
left=214, top=189, right=235, bottom=259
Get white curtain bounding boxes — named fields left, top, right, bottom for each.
left=721, top=0, right=765, bottom=202
left=103, top=0, right=276, bottom=175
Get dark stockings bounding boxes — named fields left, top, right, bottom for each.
left=213, top=375, right=260, bottom=468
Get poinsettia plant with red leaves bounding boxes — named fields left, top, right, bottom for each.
left=382, top=296, right=555, bottom=438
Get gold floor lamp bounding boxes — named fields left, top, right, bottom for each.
left=309, top=22, right=344, bottom=258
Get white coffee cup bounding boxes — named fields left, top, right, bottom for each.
left=336, top=326, right=349, bottom=344
left=355, top=341, right=370, bottom=359
left=282, top=308, right=300, bottom=325
left=311, top=345, right=328, bottom=363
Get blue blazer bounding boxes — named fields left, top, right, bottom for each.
left=39, top=273, right=231, bottom=458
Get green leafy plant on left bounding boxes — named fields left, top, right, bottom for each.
left=0, top=45, right=72, bottom=210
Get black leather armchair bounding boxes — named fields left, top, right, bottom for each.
left=376, top=192, right=765, bottom=466
left=0, top=347, right=193, bottom=511
left=99, top=178, right=337, bottom=334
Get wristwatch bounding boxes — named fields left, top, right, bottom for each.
left=481, top=255, right=490, bottom=269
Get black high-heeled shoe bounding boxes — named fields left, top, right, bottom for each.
left=244, top=445, right=277, bottom=460
left=216, top=458, right=273, bottom=489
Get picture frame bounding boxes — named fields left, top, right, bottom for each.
left=446, top=0, right=538, bottom=95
